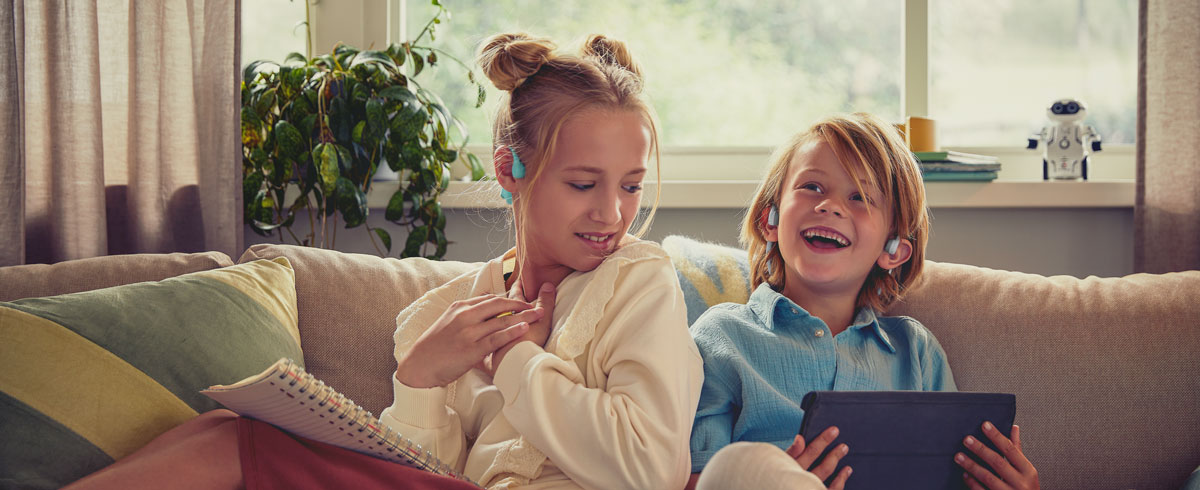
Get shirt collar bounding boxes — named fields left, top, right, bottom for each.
left=747, top=282, right=895, bottom=353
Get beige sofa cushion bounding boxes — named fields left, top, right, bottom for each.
left=0, top=252, right=234, bottom=302
left=888, top=263, right=1200, bottom=490
left=237, top=244, right=477, bottom=414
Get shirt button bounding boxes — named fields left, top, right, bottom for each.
left=815, top=330, right=825, bottom=338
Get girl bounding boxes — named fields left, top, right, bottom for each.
left=65, top=32, right=702, bottom=490
left=685, top=114, right=1039, bottom=490
left=379, top=32, right=703, bottom=489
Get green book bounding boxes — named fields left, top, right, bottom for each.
left=920, top=171, right=998, bottom=182
left=914, top=150, right=999, bottom=164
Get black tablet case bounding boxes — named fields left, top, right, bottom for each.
left=798, top=391, right=1016, bottom=490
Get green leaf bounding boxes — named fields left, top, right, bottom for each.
left=366, top=98, right=386, bottom=138
left=242, top=60, right=276, bottom=86
left=466, top=153, right=485, bottom=181
left=350, top=50, right=398, bottom=71
left=385, top=190, right=406, bottom=221
left=335, top=177, right=367, bottom=228
left=352, top=121, right=366, bottom=143
left=475, top=83, right=486, bottom=108
left=410, top=52, right=425, bottom=77
left=274, top=120, right=304, bottom=157
left=284, top=52, right=307, bottom=65
left=375, top=228, right=392, bottom=253
left=378, top=86, right=417, bottom=104
left=318, top=143, right=340, bottom=190
left=403, top=226, right=429, bottom=257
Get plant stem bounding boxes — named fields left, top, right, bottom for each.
left=410, top=8, right=443, bottom=46
left=364, top=223, right=384, bottom=256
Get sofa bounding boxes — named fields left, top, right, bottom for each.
left=2, top=237, right=1198, bottom=489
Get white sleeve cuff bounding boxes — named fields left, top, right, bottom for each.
left=383, top=372, right=450, bottom=427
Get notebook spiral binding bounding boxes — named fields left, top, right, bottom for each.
left=277, top=359, right=478, bottom=486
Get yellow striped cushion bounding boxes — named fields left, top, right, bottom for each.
left=0, top=258, right=303, bottom=490
left=662, top=235, right=752, bottom=325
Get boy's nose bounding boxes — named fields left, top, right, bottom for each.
left=815, top=199, right=845, bottom=217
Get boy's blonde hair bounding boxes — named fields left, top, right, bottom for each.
left=477, top=33, right=661, bottom=256
left=740, top=113, right=929, bottom=312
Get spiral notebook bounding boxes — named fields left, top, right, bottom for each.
left=201, top=358, right=477, bottom=486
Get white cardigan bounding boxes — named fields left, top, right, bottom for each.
left=380, top=240, right=704, bottom=490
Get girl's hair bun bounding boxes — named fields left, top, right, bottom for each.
left=582, top=34, right=642, bottom=80
left=477, top=32, right=556, bottom=91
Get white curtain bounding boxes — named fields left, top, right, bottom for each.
left=1136, top=0, right=1200, bottom=273
left=0, top=0, right=241, bottom=265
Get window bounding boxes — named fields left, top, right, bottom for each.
left=408, top=0, right=902, bottom=147
left=929, top=0, right=1138, bottom=146
left=241, top=0, right=309, bottom=66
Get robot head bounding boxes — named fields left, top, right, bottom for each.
left=1047, top=98, right=1087, bottom=123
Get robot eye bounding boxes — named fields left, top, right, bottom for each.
left=1067, top=102, right=1079, bottom=113
left=1052, top=103, right=1064, bottom=113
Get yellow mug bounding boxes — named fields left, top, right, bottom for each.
left=906, top=116, right=937, bottom=152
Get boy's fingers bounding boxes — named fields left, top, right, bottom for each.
left=809, top=443, right=848, bottom=481
left=982, top=422, right=1036, bottom=474
left=827, top=465, right=852, bottom=490
left=964, top=435, right=1021, bottom=484
left=955, top=451, right=1009, bottom=490
left=963, top=472, right=986, bottom=490
left=796, top=426, right=838, bottom=468
left=785, top=434, right=806, bottom=460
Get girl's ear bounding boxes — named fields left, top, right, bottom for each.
left=760, top=206, right=779, bottom=242
left=494, top=146, right=517, bottom=193
left=877, top=237, right=913, bottom=271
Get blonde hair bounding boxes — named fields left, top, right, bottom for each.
left=477, top=33, right=661, bottom=262
left=740, top=113, right=929, bottom=312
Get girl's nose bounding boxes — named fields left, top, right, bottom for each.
left=591, top=191, right=621, bottom=225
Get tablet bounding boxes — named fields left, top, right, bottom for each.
left=798, top=391, right=1016, bottom=490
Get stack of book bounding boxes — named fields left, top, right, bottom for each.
left=914, top=151, right=1001, bottom=181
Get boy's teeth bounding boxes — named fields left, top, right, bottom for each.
left=803, top=229, right=849, bottom=247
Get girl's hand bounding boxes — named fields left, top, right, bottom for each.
left=491, top=281, right=556, bottom=371
left=396, top=294, right=544, bottom=388
left=955, top=423, right=1040, bottom=490
left=785, top=427, right=853, bottom=490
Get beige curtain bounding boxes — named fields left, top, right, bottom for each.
left=0, top=0, right=241, bottom=266
left=1136, top=0, right=1200, bottom=273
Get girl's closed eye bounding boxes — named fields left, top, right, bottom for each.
left=623, top=183, right=643, bottom=193
left=568, top=182, right=595, bottom=191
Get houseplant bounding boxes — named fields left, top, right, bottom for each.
left=241, top=2, right=486, bottom=259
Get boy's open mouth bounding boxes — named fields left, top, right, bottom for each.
left=802, top=228, right=851, bottom=249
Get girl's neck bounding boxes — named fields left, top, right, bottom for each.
left=506, top=256, right=572, bottom=301
left=781, top=282, right=858, bottom=336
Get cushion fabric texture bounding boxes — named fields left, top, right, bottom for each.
left=236, top=244, right=475, bottom=415
left=0, top=251, right=235, bottom=302
left=0, top=258, right=303, bottom=490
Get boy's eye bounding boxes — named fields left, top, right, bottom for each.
left=799, top=183, right=822, bottom=192
left=851, top=193, right=864, bottom=202
left=569, top=183, right=595, bottom=191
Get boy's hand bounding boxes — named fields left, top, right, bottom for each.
left=955, top=422, right=1040, bottom=490
left=785, top=427, right=853, bottom=490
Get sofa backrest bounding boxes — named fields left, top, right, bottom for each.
left=237, top=244, right=476, bottom=416
left=889, top=262, right=1200, bottom=490
left=665, top=234, right=1200, bottom=489
left=0, top=252, right=234, bottom=302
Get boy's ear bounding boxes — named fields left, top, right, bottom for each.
left=760, top=207, right=779, bottom=242
left=494, top=146, right=517, bottom=193
left=877, top=238, right=913, bottom=270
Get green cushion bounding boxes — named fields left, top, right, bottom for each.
left=662, top=235, right=752, bottom=326
left=0, top=258, right=304, bottom=490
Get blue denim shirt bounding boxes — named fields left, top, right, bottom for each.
left=689, top=282, right=956, bottom=472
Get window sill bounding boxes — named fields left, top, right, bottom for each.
left=373, top=179, right=1135, bottom=210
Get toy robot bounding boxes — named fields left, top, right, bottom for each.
left=1027, top=98, right=1102, bottom=180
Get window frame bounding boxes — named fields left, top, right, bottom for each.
left=305, top=0, right=1135, bottom=187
